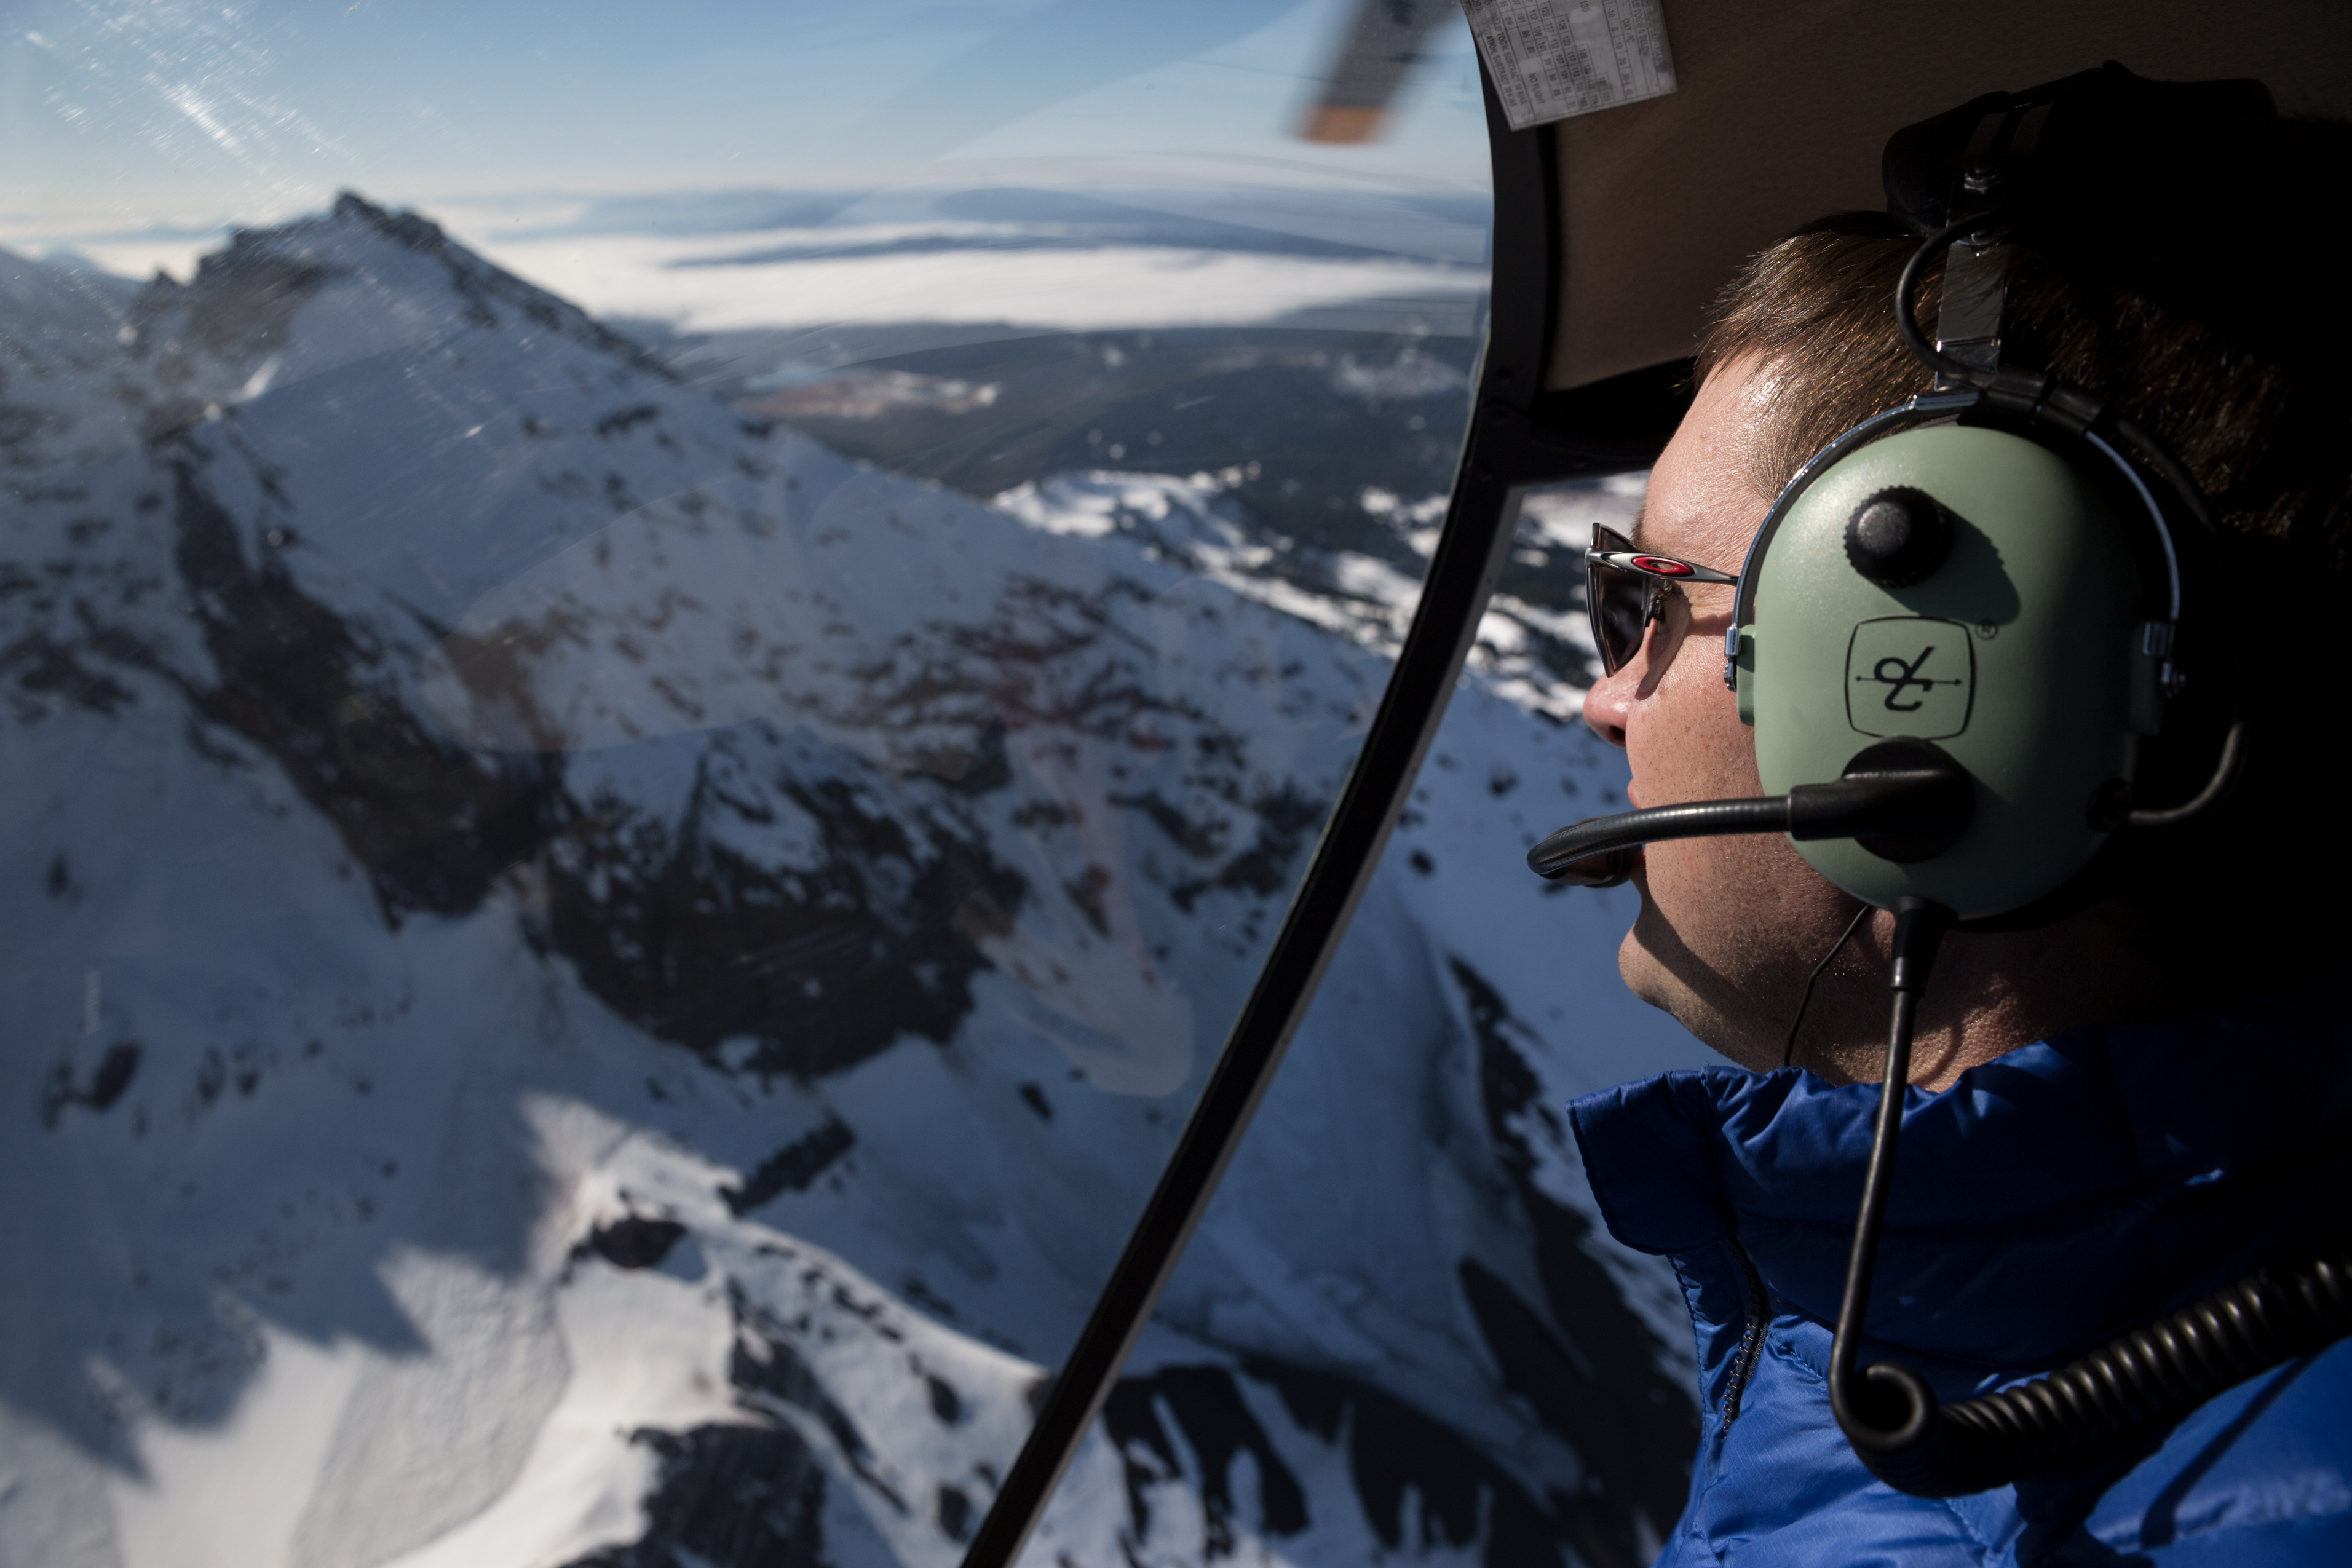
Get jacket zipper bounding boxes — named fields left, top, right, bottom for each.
left=1720, top=1237, right=1769, bottom=1431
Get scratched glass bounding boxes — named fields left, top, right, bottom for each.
left=0, top=4, right=1488, bottom=1562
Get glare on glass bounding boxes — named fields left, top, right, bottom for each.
left=0, top=2, right=1495, bottom=1564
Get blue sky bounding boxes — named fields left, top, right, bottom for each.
left=1, top=0, right=1490, bottom=247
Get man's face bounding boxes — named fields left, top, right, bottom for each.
left=1580, top=356, right=1861, bottom=1067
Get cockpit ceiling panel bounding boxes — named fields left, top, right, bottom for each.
left=1543, top=0, right=2352, bottom=392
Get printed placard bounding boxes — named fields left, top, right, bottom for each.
left=1459, top=0, right=1677, bottom=130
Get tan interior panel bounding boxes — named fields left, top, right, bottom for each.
left=1546, top=1, right=2352, bottom=390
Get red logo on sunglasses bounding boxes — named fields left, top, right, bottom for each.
left=1629, top=555, right=1693, bottom=577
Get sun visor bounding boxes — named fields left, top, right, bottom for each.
left=1540, top=0, right=2352, bottom=392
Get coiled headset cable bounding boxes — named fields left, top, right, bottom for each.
left=1815, top=213, right=2340, bottom=1496
left=1826, top=898, right=2352, bottom=1497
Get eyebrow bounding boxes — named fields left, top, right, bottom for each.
left=1627, top=504, right=1649, bottom=553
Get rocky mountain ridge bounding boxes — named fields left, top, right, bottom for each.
left=0, top=194, right=1705, bottom=1568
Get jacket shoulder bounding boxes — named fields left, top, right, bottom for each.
left=2034, top=1340, right=2352, bottom=1563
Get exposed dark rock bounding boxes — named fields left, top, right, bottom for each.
left=731, top=1291, right=906, bottom=1516
left=935, top=1483, right=973, bottom=1543
left=731, top=325, right=1474, bottom=552
left=1104, top=1355, right=1629, bottom=1567
left=194, top=1047, right=226, bottom=1107
left=723, top=1119, right=857, bottom=1214
left=125, top=250, right=338, bottom=424
left=1248, top=1358, right=1571, bottom=1568
left=1062, top=863, right=1112, bottom=936
left=1112, top=788, right=1228, bottom=860
left=595, top=405, right=662, bottom=438
left=590, top=1216, right=689, bottom=1271
left=87, top=1042, right=140, bottom=1109
left=156, top=448, right=1029, bottom=1080
left=1171, top=785, right=1323, bottom=912
left=42, top=1040, right=141, bottom=1127
left=168, top=460, right=561, bottom=921
left=1103, top=1363, right=1309, bottom=1554
left=320, top=192, right=676, bottom=382
left=1085, top=967, right=1698, bottom=1568
left=563, top=1423, right=830, bottom=1568
left=1451, top=956, right=1697, bottom=1562
left=540, top=754, right=1026, bottom=1079
left=2, top=631, right=134, bottom=716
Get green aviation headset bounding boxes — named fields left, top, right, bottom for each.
left=1532, top=67, right=2251, bottom=919
left=1527, top=65, right=2349, bottom=1499
left=1725, top=342, right=2225, bottom=921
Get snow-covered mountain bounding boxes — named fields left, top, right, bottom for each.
left=0, top=196, right=1707, bottom=1568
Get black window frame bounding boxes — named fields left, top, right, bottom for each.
left=960, top=59, right=1694, bottom=1568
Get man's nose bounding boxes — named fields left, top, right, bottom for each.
left=1582, top=657, right=1636, bottom=750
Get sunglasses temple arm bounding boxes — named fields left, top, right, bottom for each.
left=1586, top=550, right=1741, bottom=585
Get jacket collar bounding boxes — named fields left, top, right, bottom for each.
left=1569, top=994, right=2352, bottom=1365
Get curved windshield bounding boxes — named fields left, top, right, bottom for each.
left=2, top=4, right=1494, bottom=1564
left=1016, top=472, right=1722, bottom=1567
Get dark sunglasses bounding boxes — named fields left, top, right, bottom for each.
left=1585, top=523, right=1741, bottom=676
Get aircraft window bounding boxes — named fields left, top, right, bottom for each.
left=1014, top=472, right=1719, bottom=1565
left=0, top=2, right=1517, bottom=1564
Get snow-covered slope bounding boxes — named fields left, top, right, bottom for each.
left=0, top=196, right=1708, bottom=1568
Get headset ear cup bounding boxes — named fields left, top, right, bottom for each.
left=1931, top=471, right=2247, bottom=934
left=1941, top=437, right=2211, bottom=929
left=1950, top=831, right=2128, bottom=933
left=1749, top=419, right=2151, bottom=919
left=1735, top=355, right=2232, bottom=925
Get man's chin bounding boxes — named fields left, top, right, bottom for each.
left=1617, top=879, right=1681, bottom=1020
left=1618, top=922, right=1675, bottom=1016
left=1618, top=885, right=1754, bottom=1060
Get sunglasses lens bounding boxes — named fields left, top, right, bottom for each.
left=1588, top=526, right=1651, bottom=675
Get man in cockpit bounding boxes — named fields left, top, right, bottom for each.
left=1561, top=66, right=2352, bottom=1564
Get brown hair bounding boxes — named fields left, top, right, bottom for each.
left=1692, top=121, right=2352, bottom=574
left=1690, top=116, right=2352, bottom=943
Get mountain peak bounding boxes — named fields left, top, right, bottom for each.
left=154, top=190, right=675, bottom=384
left=330, top=188, right=440, bottom=247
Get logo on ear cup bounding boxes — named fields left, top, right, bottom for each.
left=1845, top=617, right=1975, bottom=738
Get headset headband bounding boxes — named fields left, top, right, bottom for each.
left=1881, top=62, right=2276, bottom=239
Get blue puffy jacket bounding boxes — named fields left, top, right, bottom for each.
left=1567, top=994, right=2352, bottom=1566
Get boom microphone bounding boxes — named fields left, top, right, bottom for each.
left=1526, top=737, right=1975, bottom=887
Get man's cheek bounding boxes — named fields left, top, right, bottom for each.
left=1633, top=833, right=1799, bottom=960
left=1639, top=835, right=1715, bottom=911
left=1625, top=712, right=1743, bottom=810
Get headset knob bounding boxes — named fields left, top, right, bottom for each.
left=1845, top=486, right=1952, bottom=588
